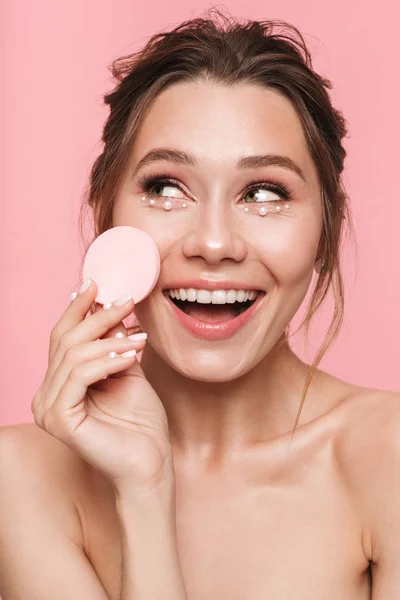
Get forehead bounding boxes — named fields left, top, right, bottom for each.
left=130, top=80, right=316, bottom=184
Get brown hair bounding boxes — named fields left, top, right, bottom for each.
left=78, top=7, right=354, bottom=438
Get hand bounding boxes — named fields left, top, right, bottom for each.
left=31, top=278, right=174, bottom=495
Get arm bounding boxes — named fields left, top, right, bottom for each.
left=341, top=392, right=400, bottom=598
left=0, top=426, right=110, bottom=600
left=115, top=481, right=188, bottom=600
left=0, top=426, right=188, bottom=600
left=367, top=397, right=400, bottom=599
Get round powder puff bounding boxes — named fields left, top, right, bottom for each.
left=82, top=226, right=161, bottom=305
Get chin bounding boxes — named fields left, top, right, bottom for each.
left=165, top=349, right=254, bottom=383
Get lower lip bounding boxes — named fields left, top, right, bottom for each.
left=163, top=292, right=266, bottom=340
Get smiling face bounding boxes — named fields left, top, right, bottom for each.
left=112, top=79, right=323, bottom=381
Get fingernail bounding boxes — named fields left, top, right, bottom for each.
left=103, top=302, right=112, bottom=310
left=128, top=332, right=147, bottom=341
left=79, top=278, right=91, bottom=294
left=115, top=332, right=125, bottom=338
left=70, top=291, right=78, bottom=301
left=120, top=349, right=136, bottom=358
left=108, top=351, right=117, bottom=358
left=113, top=293, right=132, bottom=306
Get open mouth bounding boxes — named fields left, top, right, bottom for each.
left=163, top=291, right=262, bottom=323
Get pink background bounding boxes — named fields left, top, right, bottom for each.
left=2, top=0, right=399, bottom=428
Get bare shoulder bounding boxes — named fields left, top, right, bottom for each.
left=1, top=420, right=73, bottom=458
left=0, top=427, right=117, bottom=597
left=330, top=384, right=400, bottom=562
left=333, top=384, right=400, bottom=456
left=0, top=422, right=88, bottom=547
left=309, top=372, right=400, bottom=480
left=0, top=420, right=90, bottom=484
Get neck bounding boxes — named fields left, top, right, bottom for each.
left=140, top=334, right=317, bottom=467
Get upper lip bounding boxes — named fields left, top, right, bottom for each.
left=162, top=279, right=265, bottom=292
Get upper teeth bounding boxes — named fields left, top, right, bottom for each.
left=166, top=289, right=258, bottom=304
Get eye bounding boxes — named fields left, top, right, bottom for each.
left=241, top=182, right=292, bottom=204
left=138, top=174, right=185, bottom=200
left=137, top=173, right=294, bottom=206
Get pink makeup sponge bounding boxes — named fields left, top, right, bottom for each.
left=82, top=226, right=161, bottom=305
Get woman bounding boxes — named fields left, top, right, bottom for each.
left=1, top=8, right=399, bottom=599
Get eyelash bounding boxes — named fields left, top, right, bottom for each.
left=137, top=172, right=294, bottom=205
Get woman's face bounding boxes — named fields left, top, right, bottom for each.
left=113, top=80, right=323, bottom=381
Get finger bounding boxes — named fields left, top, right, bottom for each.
left=86, top=300, right=136, bottom=344
left=39, top=279, right=100, bottom=400
left=92, top=301, right=131, bottom=340
left=39, top=349, right=140, bottom=436
left=96, top=304, right=144, bottom=341
left=102, top=323, right=146, bottom=381
left=48, top=284, right=135, bottom=380
left=49, top=278, right=99, bottom=364
left=34, top=336, right=147, bottom=418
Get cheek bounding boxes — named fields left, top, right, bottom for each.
left=257, top=219, right=321, bottom=285
left=113, top=204, right=182, bottom=249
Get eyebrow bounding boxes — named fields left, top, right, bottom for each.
left=132, top=147, right=307, bottom=182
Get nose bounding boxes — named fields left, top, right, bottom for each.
left=180, top=200, right=248, bottom=266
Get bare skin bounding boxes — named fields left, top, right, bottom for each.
left=4, top=380, right=400, bottom=599
left=1, top=80, right=399, bottom=598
